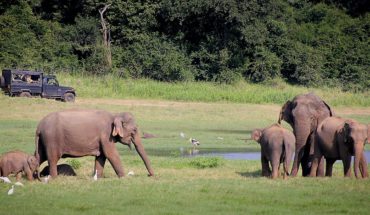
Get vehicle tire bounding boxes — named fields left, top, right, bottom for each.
left=19, top=92, right=31, bottom=98
left=64, top=93, right=75, bottom=102
left=0, top=76, right=4, bottom=88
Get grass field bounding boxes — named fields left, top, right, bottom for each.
left=57, top=73, right=370, bottom=107
left=0, top=94, right=369, bottom=215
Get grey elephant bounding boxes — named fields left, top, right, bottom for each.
left=35, top=110, right=154, bottom=178
left=278, top=93, right=333, bottom=176
left=310, top=117, right=369, bottom=178
left=251, top=124, right=295, bottom=179
left=0, top=150, right=40, bottom=181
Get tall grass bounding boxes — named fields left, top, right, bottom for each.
left=57, top=73, right=370, bottom=107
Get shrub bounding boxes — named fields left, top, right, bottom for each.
left=189, top=157, right=224, bottom=169
left=67, top=159, right=82, bottom=170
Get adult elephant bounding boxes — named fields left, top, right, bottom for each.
left=35, top=110, right=154, bottom=178
left=310, top=117, right=369, bottom=178
left=278, top=93, right=333, bottom=176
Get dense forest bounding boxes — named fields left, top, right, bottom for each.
left=0, top=0, right=369, bottom=91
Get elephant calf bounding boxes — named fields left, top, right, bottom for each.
left=0, top=150, right=40, bottom=181
left=252, top=124, right=295, bottom=179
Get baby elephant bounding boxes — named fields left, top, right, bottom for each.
left=252, top=124, right=295, bottom=179
left=0, top=150, right=40, bottom=181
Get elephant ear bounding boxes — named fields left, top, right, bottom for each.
left=27, top=156, right=38, bottom=170
left=278, top=100, right=291, bottom=124
left=251, top=129, right=262, bottom=142
left=112, top=117, right=124, bottom=138
left=343, top=122, right=352, bottom=144
left=367, top=125, right=370, bottom=143
left=323, top=101, right=334, bottom=116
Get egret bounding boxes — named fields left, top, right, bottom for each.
left=7, top=185, right=14, bottom=195
left=180, top=132, right=185, bottom=138
left=0, top=176, right=11, bottom=183
left=43, top=175, right=50, bottom=184
left=189, top=138, right=200, bottom=146
left=93, top=169, right=98, bottom=181
left=128, top=171, right=135, bottom=176
left=14, top=181, right=24, bottom=187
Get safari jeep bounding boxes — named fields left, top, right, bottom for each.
left=0, top=69, right=76, bottom=102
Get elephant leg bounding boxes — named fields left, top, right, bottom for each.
left=271, top=161, right=280, bottom=179
left=16, top=172, right=22, bottom=181
left=261, top=156, right=271, bottom=177
left=325, top=158, right=336, bottom=177
left=270, top=153, right=280, bottom=179
left=309, top=156, right=321, bottom=177
left=343, top=156, right=352, bottom=177
left=94, top=154, right=106, bottom=178
left=102, top=143, right=124, bottom=177
left=317, top=157, right=325, bottom=177
left=359, top=155, right=368, bottom=178
left=291, top=147, right=304, bottom=177
left=24, top=166, right=34, bottom=181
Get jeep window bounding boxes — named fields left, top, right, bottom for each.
left=21, top=74, right=41, bottom=84
left=47, top=78, right=59, bottom=86
left=12, top=74, right=23, bottom=82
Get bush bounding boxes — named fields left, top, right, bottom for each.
left=116, top=35, right=196, bottom=82
left=67, top=159, right=82, bottom=170
left=189, top=157, right=224, bottom=169
left=247, top=47, right=282, bottom=82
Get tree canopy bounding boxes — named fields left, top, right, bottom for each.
left=0, top=0, right=368, bottom=91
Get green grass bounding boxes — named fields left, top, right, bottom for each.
left=0, top=95, right=369, bottom=214
left=57, top=73, right=370, bottom=106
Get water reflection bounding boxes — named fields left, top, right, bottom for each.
left=147, top=148, right=370, bottom=163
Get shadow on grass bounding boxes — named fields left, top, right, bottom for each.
left=236, top=170, right=262, bottom=178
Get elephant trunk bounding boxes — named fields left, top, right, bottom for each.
left=133, top=130, right=154, bottom=176
left=353, top=142, right=363, bottom=179
left=291, top=123, right=311, bottom=176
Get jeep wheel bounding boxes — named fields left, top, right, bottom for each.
left=19, top=92, right=31, bottom=98
left=64, top=93, right=75, bottom=102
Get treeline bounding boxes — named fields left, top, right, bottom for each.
left=0, top=0, right=369, bottom=91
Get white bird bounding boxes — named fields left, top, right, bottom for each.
left=0, top=176, right=11, bottom=183
left=93, top=169, right=98, bottom=181
left=180, top=132, right=185, bottom=138
left=189, top=138, right=200, bottom=146
left=7, top=185, right=14, bottom=195
left=14, top=181, right=24, bottom=187
left=43, top=175, right=51, bottom=184
left=217, top=137, right=224, bottom=140
left=128, top=171, right=135, bottom=176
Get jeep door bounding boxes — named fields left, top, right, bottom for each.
left=42, top=77, right=61, bottom=98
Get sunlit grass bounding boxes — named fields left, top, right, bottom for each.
left=57, top=73, right=370, bottom=106
left=0, top=94, right=369, bottom=214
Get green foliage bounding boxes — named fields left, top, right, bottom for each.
left=247, top=47, right=282, bottom=82
left=67, top=159, right=82, bottom=170
left=189, top=157, right=224, bottom=169
left=0, top=0, right=369, bottom=91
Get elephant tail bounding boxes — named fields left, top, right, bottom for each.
left=34, top=129, right=46, bottom=165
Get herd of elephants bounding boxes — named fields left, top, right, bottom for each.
left=0, top=93, right=369, bottom=181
